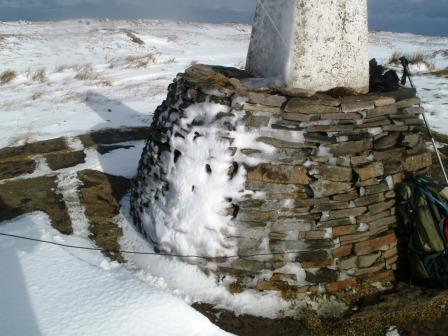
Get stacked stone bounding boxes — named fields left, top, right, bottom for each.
left=131, top=64, right=432, bottom=297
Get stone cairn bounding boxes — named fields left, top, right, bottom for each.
left=131, top=64, right=432, bottom=297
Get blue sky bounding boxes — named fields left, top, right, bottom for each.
left=0, top=0, right=447, bottom=36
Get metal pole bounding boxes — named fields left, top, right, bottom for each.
left=401, top=57, right=448, bottom=184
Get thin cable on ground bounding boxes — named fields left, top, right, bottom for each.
left=0, top=232, right=304, bottom=260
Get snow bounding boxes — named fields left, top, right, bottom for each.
left=138, top=102, right=244, bottom=257
left=0, top=18, right=447, bottom=334
left=0, top=19, right=250, bottom=148
left=118, top=196, right=293, bottom=318
left=135, top=99, right=273, bottom=258
left=0, top=212, right=231, bottom=336
left=386, top=326, right=401, bottom=336
left=0, top=20, right=447, bottom=149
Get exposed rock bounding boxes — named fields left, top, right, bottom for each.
left=339, top=231, right=371, bottom=245
left=305, top=268, right=338, bottom=284
left=0, top=159, right=36, bottom=180
left=79, top=127, right=152, bottom=147
left=341, top=101, right=374, bottom=113
left=395, top=97, right=421, bottom=109
left=354, top=232, right=397, bottom=255
left=77, top=170, right=131, bottom=263
left=339, top=255, right=358, bottom=270
left=285, top=99, right=340, bottom=114
left=354, top=193, right=385, bottom=207
left=368, top=200, right=396, bottom=215
left=357, top=252, right=381, bottom=268
left=311, top=180, right=353, bottom=197
left=237, top=210, right=278, bottom=223
left=46, top=150, right=86, bottom=170
left=332, top=245, right=353, bottom=258
left=366, top=105, right=398, bottom=118
left=282, top=112, right=318, bottom=122
left=297, top=250, right=330, bottom=263
left=374, top=133, right=400, bottom=150
left=244, top=103, right=282, bottom=114
left=0, top=176, right=72, bottom=234
left=310, top=164, right=353, bottom=182
left=247, top=164, right=310, bottom=185
left=328, top=139, right=372, bottom=156
left=256, top=137, right=314, bottom=149
left=328, top=207, right=367, bottom=219
left=405, top=152, right=432, bottom=172
left=247, top=92, right=286, bottom=107
left=373, top=96, right=396, bottom=107
left=354, top=162, right=384, bottom=181
left=0, top=137, right=68, bottom=160
left=128, top=64, right=430, bottom=296
left=332, top=225, right=358, bottom=236
left=304, top=133, right=337, bottom=144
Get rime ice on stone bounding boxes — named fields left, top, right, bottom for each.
left=246, top=0, right=369, bottom=93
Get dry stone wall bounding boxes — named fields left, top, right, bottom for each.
left=131, top=64, right=432, bottom=297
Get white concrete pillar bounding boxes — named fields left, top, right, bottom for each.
left=246, top=0, right=369, bottom=93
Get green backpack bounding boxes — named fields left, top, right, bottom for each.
left=398, top=175, right=448, bottom=288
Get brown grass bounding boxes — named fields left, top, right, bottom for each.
left=55, top=65, right=69, bottom=73
left=1, top=70, right=17, bottom=84
left=74, top=63, right=112, bottom=86
left=125, top=53, right=157, bottom=68
left=95, top=79, right=113, bottom=87
left=109, top=52, right=158, bottom=69
left=388, top=51, right=402, bottom=65
left=388, top=51, right=435, bottom=70
left=430, top=67, right=448, bottom=77
left=32, top=91, right=45, bottom=100
left=32, top=68, right=47, bottom=82
left=125, top=31, right=145, bottom=45
left=75, top=64, right=97, bottom=80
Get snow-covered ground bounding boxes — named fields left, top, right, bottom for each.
left=0, top=144, right=290, bottom=336
left=0, top=19, right=447, bottom=336
left=0, top=20, right=448, bottom=148
left=0, top=213, right=231, bottom=336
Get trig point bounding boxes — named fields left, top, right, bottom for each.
left=246, top=0, right=369, bottom=93
left=132, top=0, right=431, bottom=300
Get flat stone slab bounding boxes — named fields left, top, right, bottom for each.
left=0, top=176, right=72, bottom=234
left=78, top=127, right=153, bottom=147
left=0, top=159, right=36, bottom=180
left=0, top=137, right=68, bottom=161
left=77, top=170, right=131, bottom=263
left=46, top=150, right=86, bottom=171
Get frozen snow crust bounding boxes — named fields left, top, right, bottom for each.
left=131, top=64, right=432, bottom=297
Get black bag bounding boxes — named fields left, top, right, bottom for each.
left=398, top=175, right=448, bottom=288
left=369, top=58, right=400, bottom=92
